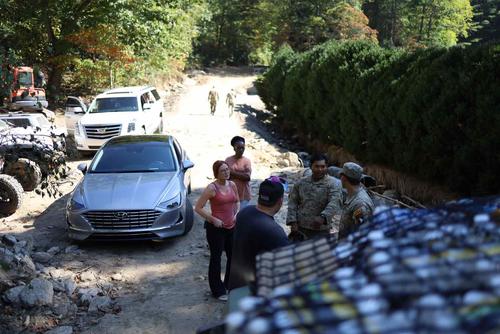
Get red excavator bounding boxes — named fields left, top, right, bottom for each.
left=4, top=66, right=48, bottom=109
left=0, top=66, right=54, bottom=121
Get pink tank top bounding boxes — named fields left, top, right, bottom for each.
left=210, top=182, right=238, bottom=229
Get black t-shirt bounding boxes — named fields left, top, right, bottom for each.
left=228, top=205, right=290, bottom=290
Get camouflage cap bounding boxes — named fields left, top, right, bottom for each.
left=341, top=162, right=363, bottom=181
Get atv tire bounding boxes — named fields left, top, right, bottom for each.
left=0, top=175, right=23, bottom=215
left=3, top=158, right=42, bottom=191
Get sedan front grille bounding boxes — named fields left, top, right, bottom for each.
left=83, top=210, right=161, bottom=230
left=84, top=124, right=121, bottom=139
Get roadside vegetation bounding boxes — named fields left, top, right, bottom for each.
left=256, top=41, right=499, bottom=196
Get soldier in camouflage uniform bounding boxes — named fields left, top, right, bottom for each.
left=338, top=162, right=374, bottom=239
left=208, top=86, right=219, bottom=115
left=286, top=154, right=343, bottom=239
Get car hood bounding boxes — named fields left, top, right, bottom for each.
left=78, top=172, right=178, bottom=210
left=80, top=111, right=142, bottom=125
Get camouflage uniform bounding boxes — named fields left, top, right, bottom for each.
left=208, top=89, right=219, bottom=115
left=286, top=175, right=342, bottom=238
left=226, top=91, right=235, bottom=116
left=338, top=187, right=374, bottom=239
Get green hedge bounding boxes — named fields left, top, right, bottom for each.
left=256, top=41, right=500, bottom=195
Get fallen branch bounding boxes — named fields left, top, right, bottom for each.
left=368, top=190, right=416, bottom=209
left=401, top=195, right=427, bottom=209
left=367, top=185, right=387, bottom=191
left=75, top=266, right=93, bottom=274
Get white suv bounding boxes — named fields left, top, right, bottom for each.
left=72, top=86, right=164, bottom=152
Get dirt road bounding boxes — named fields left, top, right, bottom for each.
left=1, top=68, right=303, bottom=333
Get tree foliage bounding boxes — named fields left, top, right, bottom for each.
left=0, top=0, right=208, bottom=98
left=257, top=41, right=500, bottom=195
left=194, top=0, right=379, bottom=65
left=462, top=0, right=500, bottom=44
left=362, top=0, right=474, bottom=47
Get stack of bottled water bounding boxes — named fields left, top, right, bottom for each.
left=228, top=196, right=500, bottom=333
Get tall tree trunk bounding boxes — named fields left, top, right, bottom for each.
left=45, top=13, right=63, bottom=107
left=389, top=0, right=397, bottom=47
left=418, top=4, right=427, bottom=41
left=46, top=65, right=63, bottom=107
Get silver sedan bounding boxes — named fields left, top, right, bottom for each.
left=66, top=135, right=194, bottom=241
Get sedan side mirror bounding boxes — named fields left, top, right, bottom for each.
left=77, top=163, right=88, bottom=174
left=182, top=160, right=194, bottom=170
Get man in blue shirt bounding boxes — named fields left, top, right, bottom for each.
left=228, top=177, right=290, bottom=291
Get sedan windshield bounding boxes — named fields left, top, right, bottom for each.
left=89, top=142, right=177, bottom=173
left=89, top=97, right=139, bottom=113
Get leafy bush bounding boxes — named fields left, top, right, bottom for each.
left=258, top=41, right=500, bottom=195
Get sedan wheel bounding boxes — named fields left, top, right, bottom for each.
left=182, top=198, right=194, bottom=235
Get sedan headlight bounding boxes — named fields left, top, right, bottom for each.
left=127, top=122, right=136, bottom=133
left=69, top=198, right=86, bottom=211
left=157, top=193, right=181, bottom=210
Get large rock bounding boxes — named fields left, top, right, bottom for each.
left=48, top=268, right=73, bottom=280
left=47, top=247, right=60, bottom=255
left=64, top=278, right=77, bottom=296
left=19, top=255, right=36, bottom=274
left=44, top=326, right=73, bottom=334
left=19, top=278, right=54, bottom=308
left=13, top=241, right=29, bottom=255
left=32, top=252, right=52, bottom=264
left=3, top=285, right=24, bottom=304
left=246, top=85, right=258, bottom=95
left=77, top=287, right=101, bottom=306
left=1, top=248, right=35, bottom=278
left=64, top=245, right=79, bottom=254
left=51, top=279, right=65, bottom=293
left=88, top=295, right=113, bottom=314
left=52, top=295, right=78, bottom=318
left=277, top=152, right=302, bottom=168
left=0, top=247, right=15, bottom=268
left=1, top=234, right=17, bottom=246
left=79, top=270, right=96, bottom=282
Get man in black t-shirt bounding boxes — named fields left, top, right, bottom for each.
left=228, top=177, right=290, bottom=291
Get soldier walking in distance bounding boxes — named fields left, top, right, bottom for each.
left=226, top=89, right=236, bottom=116
left=208, top=86, right=219, bottom=115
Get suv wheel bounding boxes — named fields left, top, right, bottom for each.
left=0, top=175, right=23, bottom=215
left=4, top=158, right=42, bottom=191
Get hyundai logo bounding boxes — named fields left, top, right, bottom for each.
left=96, top=128, right=106, bottom=133
left=114, top=212, right=128, bottom=219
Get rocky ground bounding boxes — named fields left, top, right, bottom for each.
left=0, top=67, right=313, bottom=334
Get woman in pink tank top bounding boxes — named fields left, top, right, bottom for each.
left=195, top=160, right=239, bottom=301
